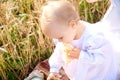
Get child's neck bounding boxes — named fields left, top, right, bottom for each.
left=74, top=21, right=86, bottom=40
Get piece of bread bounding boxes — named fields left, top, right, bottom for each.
left=63, top=43, right=73, bottom=53
left=62, top=43, right=73, bottom=63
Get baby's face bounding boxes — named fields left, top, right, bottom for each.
left=45, top=23, right=77, bottom=43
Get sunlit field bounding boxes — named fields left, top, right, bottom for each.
left=0, top=0, right=109, bottom=80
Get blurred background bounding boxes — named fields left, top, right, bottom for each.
left=0, top=0, right=110, bottom=80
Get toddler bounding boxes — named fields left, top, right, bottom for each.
left=40, top=1, right=118, bottom=80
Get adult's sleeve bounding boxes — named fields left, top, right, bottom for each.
left=79, top=34, right=113, bottom=65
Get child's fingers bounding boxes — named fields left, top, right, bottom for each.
left=72, top=46, right=79, bottom=51
left=47, top=77, right=51, bottom=80
left=56, top=73, right=62, bottom=78
left=67, top=54, right=76, bottom=59
left=67, top=49, right=80, bottom=59
left=47, top=75, right=54, bottom=80
left=47, top=73, right=61, bottom=80
left=47, top=73, right=55, bottom=80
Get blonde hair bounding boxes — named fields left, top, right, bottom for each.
left=40, top=0, right=79, bottom=32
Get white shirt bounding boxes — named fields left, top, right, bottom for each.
left=49, top=22, right=118, bottom=80
left=98, top=0, right=120, bottom=78
left=100, top=0, right=120, bottom=36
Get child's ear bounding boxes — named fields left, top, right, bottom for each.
left=69, top=20, right=77, bottom=28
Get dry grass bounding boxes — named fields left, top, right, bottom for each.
left=0, top=0, right=109, bottom=80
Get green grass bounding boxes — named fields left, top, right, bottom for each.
left=0, top=0, right=109, bottom=80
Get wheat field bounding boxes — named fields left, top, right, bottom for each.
left=0, top=0, right=109, bottom=80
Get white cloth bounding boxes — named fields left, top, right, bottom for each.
left=100, top=0, right=120, bottom=36
left=97, top=0, right=120, bottom=78
left=49, top=22, right=118, bottom=80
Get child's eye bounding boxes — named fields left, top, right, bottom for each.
left=59, top=37, right=63, bottom=40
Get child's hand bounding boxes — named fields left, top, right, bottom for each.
left=47, top=72, right=61, bottom=80
left=67, top=47, right=81, bottom=59
left=63, top=43, right=81, bottom=63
